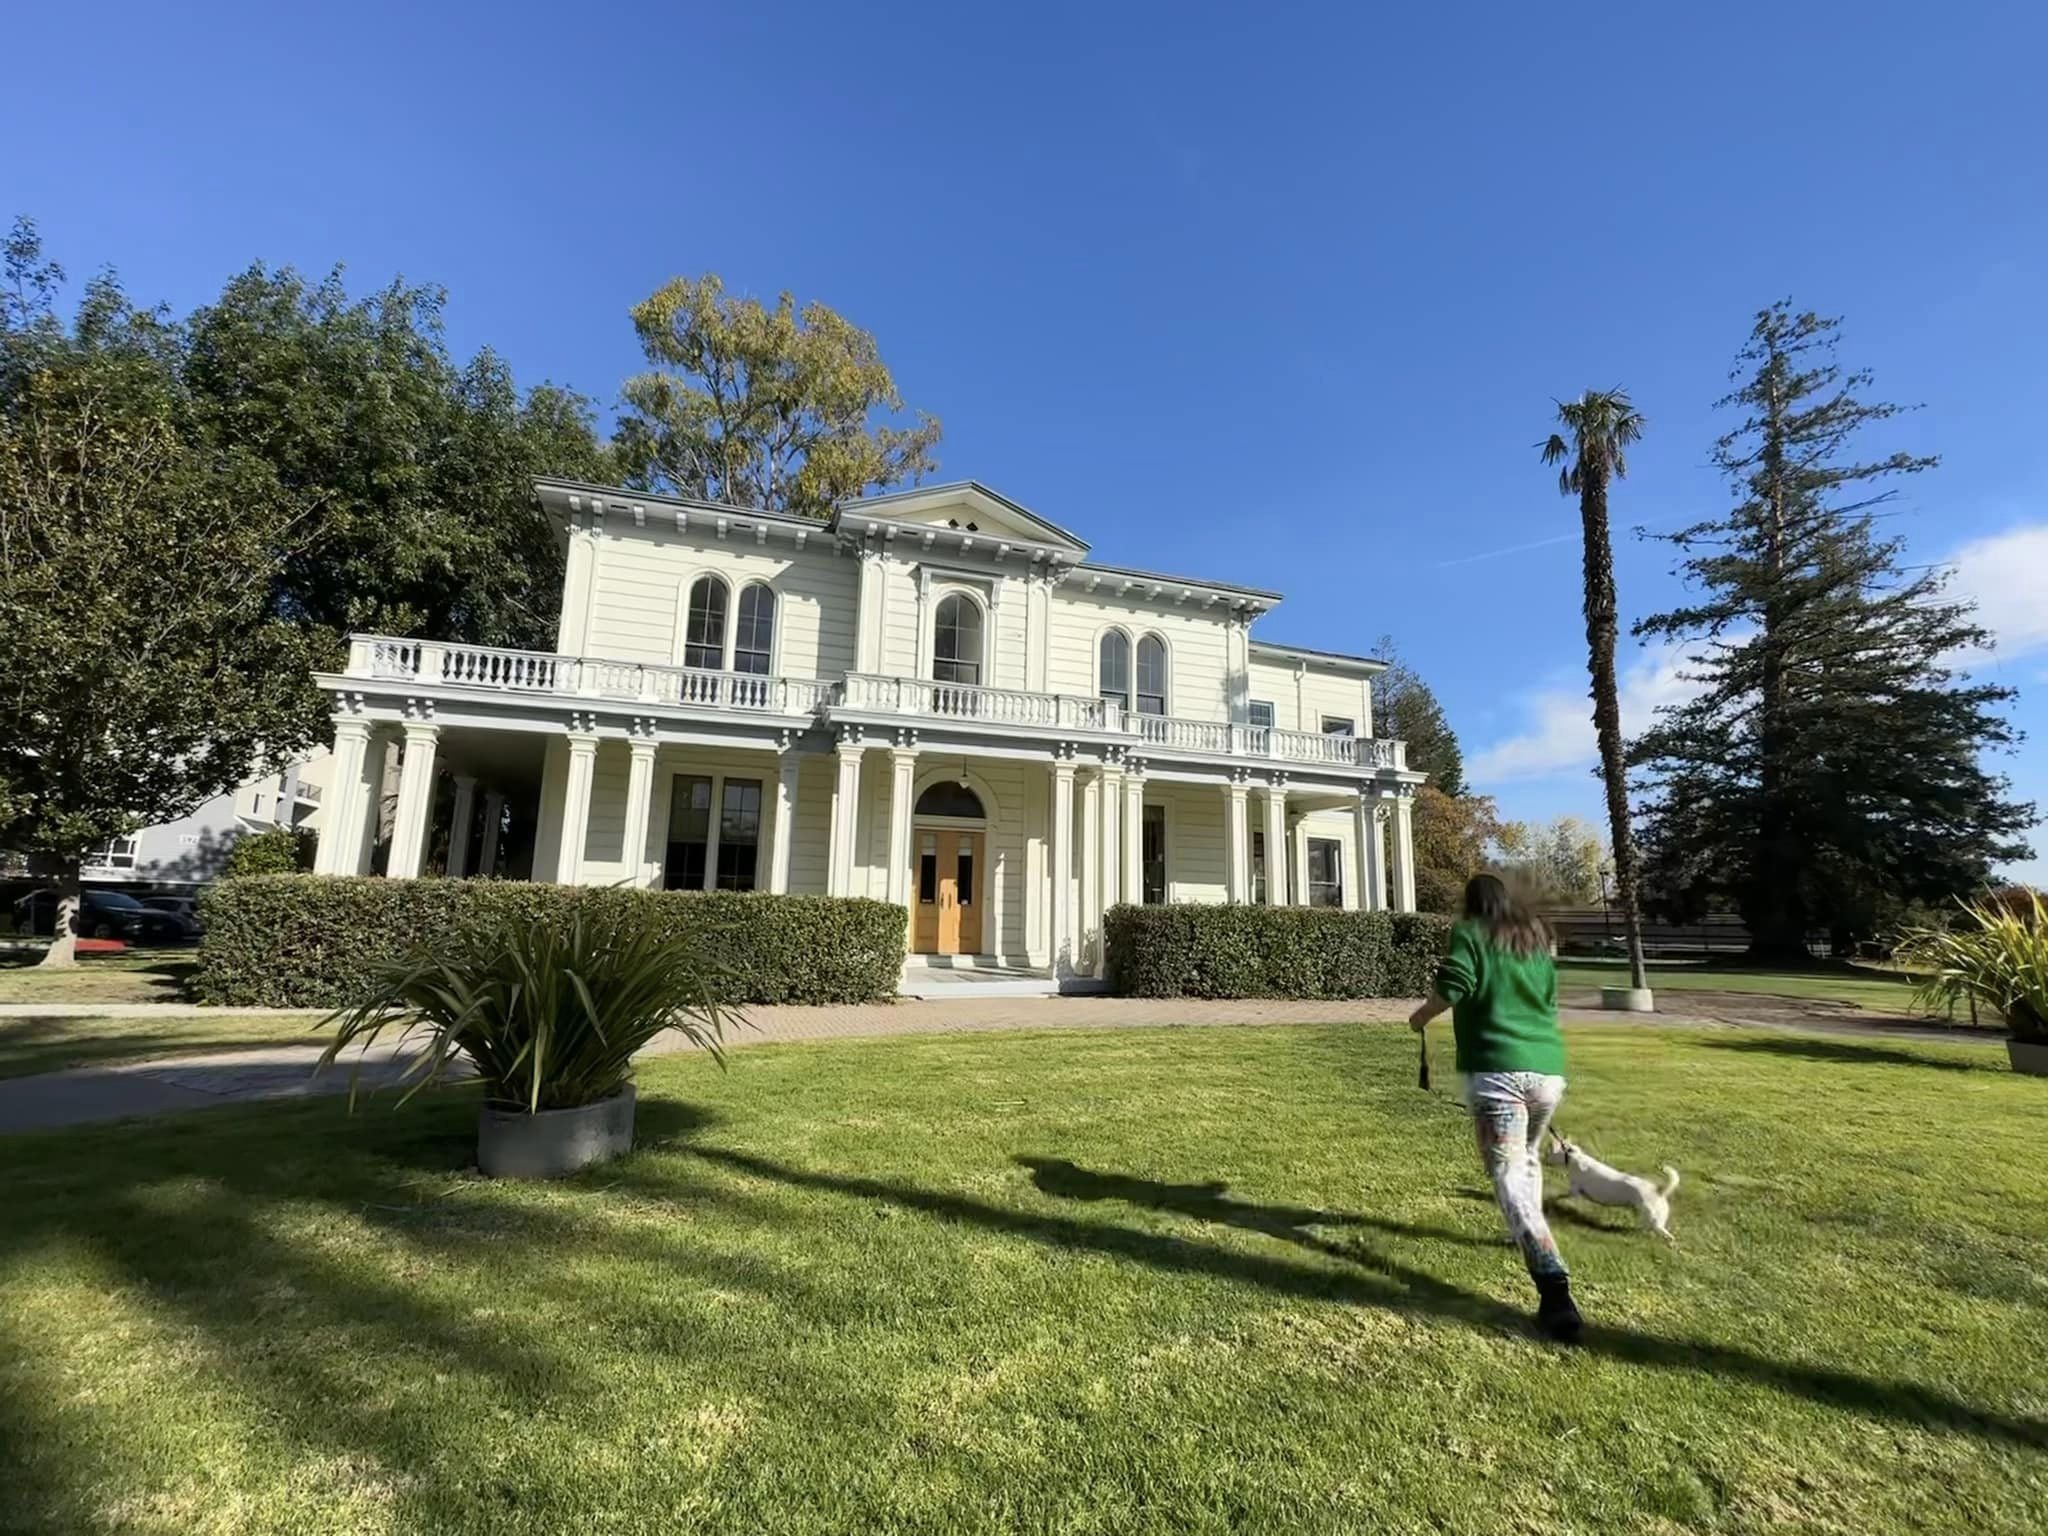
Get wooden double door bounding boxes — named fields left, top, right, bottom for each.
left=912, top=828, right=984, bottom=956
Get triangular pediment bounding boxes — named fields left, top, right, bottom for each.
left=836, top=482, right=1089, bottom=555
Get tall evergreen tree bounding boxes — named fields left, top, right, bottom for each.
left=1632, top=303, right=2031, bottom=960
left=1371, top=636, right=1467, bottom=796
left=1542, top=391, right=1651, bottom=994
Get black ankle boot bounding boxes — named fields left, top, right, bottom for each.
left=1534, top=1274, right=1583, bottom=1344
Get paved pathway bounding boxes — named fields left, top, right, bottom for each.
left=0, top=994, right=2000, bottom=1135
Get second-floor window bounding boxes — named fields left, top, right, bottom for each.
left=1135, top=635, right=1167, bottom=716
left=1099, top=630, right=1130, bottom=709
left=1248, top=700, right=1275, bottom=729
left=933, top=593, right=983, bottom=686
left=683, top=576, right=728, bottom=670
left=1322, top=716, right=1355, bottom=738
left=733, top=583, right=774, bottom=675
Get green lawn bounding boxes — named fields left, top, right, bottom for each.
left=1557, top=958, right=1960, bottom=1016
left=2, top=1023, right=2041, bottom=1534
left=0, top=1012, right=327, bottom=1079
left=0, top=947, right=196, bottom=1005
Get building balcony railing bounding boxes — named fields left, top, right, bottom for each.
left=336, top=637, right=1405, bottom=772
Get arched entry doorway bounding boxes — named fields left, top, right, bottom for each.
left=911, top=780, right=986, bottom=956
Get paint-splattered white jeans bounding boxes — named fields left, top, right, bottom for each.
left=1463, top=1071, right=1568, bottom=1279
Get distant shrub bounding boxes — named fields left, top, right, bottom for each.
left=1104, top=904, right=1451, bottom=999
left=222, top=827, right=315, bottom=878
left=196, top=876, right=905, bottom=1009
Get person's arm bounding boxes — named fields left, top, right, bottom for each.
left=1413, top=924, right=1477, bottom=1031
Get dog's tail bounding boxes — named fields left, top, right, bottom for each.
left=1659, top=1165, right=1681, bottom=1199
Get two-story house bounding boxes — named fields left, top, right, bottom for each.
left=310, top=479, right=1423, bottom=984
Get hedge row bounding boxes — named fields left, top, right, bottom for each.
left=195, top=876, right=907, bottom=1009
left=1104, top=903, right=1452, bottom=999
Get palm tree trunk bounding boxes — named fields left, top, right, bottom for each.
left=1578, top=464, right=1650, bottom=993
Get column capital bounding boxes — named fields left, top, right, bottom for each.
left=331, top=713, right=373, bottom=742
left=452, top=771, right=478, bottom=790
left=401, top=718, right=440, bottom=743
left=627, top=736, right=659, bottom=762
left=565, top=730, right=601, bottom=755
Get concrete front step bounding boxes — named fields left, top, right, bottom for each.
left=897, top=958, right=1109, bottom=999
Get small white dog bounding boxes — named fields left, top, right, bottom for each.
left=1544, top=1130, right=1680, bottom=1244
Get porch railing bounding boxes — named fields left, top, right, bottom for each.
left=339, top=635, right=1406, bottom=772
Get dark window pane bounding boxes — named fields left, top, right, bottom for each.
left=684, top=577, right=728, bottom=670
left=733, top=585, right=774, bottom=675
left=1142, top=804, right=1166, bottom=905
left=1099, top=630, right=1130, bottom=707
left=1321, top=716, right=1355, bottom=738
left=957, top=850, right=975, bottom=905
left=919, top=852, right=938, bottom=904
left=1308, top=837, right=1343, bottom=907
left=933, top=593, right=983, bottom=686
left=1251, top=829, right=1267, bottom=905
left=1136, top=636, right=1167, bottom=715
left=663, top=774, right=713, bottom=890
left=914, top=782, right=985, bottom=818
left=716, top=778, right=762, bottom=891
left=1248, top=700, right=1275, bottom=728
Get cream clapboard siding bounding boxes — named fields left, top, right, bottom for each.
left=1245, top=657, right=1374, bottom=734
left=579, top=525, right=856, bottom=678
left=874, top=563, right=1029, bottom=691
left=1048, top=591, right=1234, bottom=720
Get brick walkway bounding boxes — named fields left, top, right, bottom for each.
left=0, top=994, right=1997, bottom=1135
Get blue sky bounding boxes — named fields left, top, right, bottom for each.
left=9, top=1, right=2045, bottom=878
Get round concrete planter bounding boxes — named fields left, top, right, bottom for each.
left=2007, top=1039, right=2048, bottom=1078
left=1600, top=986, right=1656, bottom=1014
left=478, top=1084, right=637, bottom=1179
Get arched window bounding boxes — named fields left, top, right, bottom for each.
left=733, top=583, right=775, bottom=675
left=1099, top=630, right=1131, bottom=710
left=932, top=593, right=983, bottom=686
left=682, top=575, right=728, bottom=670
left=1136, top=634, right=1168, bottom=715
left=914, top=782, right=985, bottom=819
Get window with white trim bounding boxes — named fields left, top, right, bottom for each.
left=716, top=779, right=763, bottom=890
left=1308, top=837, right=1344, bottom=907
left=933, top=593, right=983, bottom=685
left=1248, top=700, right=1275, bottom=729
left=1135, top=635, right=1167, bottom=716
left=683, top=577, right=729, bottom=670
left=1321, top=716, right=1355, bottom=738
left=733, top=584, right=774, bottom=676
left=1099, top=630, right=1131, bottom=710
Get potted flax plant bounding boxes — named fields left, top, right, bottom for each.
left=1894, top=890, right=2048, bottom=1076
left=321, top=902, right=731, bottom=1175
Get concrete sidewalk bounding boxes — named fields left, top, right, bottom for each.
left=0, top=994, right=2000, bottom=1135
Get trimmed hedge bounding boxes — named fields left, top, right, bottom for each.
left=195, top=876, right=907, bottom=1009
left=1104, top=903, right=1452, bottom=999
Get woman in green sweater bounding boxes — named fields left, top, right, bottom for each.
left=1408, top=873, right=1580, bottom=1342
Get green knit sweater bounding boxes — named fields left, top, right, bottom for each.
left=1433, top=919, right=1566, bottom=1075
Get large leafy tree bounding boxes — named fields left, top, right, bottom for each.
left=0, top=222, right=319, bottom=964
left=615, top=274, right=941, bottom=517
left=1494, top=815, right=1606, bottom=905
left=184, top=266, right=615, bottom=651
left=1633, top=304, right=2031, bottom=959
left=1371, top=636, right=1466, bottom=797
left=1542, top=390, right=1651, bottom=993
left=1412, top=785, right=1502, bottom=916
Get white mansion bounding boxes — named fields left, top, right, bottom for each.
left=312, top=479, right=1422, bottom=980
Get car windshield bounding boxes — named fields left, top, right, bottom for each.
left=88, top=891, right=147, bottom=910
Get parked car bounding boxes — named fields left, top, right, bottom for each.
left=140, top=894, right=205, bottom=932
left=9, top=888, right=199, bottom=945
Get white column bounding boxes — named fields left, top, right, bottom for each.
left=358, top=730, right=393, bottom=874
left=1099, top=762, right=1123, bottom=913
left=1391, top=792, right=1418, bottom=913
left=1080, top=770, right=1101, bottom=967
left=1360, top=794, right=1388, bottom=911
left=556, top=729, right=599, bottom=886
left=1290, top=814, right=1312, bottom=905
left=623, top=736, right=659, bottom=888
left=768, top=749, right=802, bottom=894
left=1025, top=575, right=1051, bottom=692
left=1050, top=757, right=1076, bottom=973
left=479, top=791, right=505, bottom=876
left=445, top=774, right=478, bottom=878
left=855, top=550, right=886, bottom=673
left=314, top=717, right=372, bottom=875
left=885, top=736, right=918, bottom=907
left=827, top=731, right=864, bottom=897
left=1223, top=777, right=1250, bottom=903
left=1262, top=780, right=1288, bottom=907
left=1121, top=766, right=1145, bottom=906
left=387, top=722, right=440, bottom=879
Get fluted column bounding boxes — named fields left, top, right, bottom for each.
left=622, top=732, right=659, bottom=888
left=768, top=747, right=802, bottom=894
left=1390, top=790, right=1418, bottom=913
left=314, top=716, right=373, bottom=876
left=1121, top=762, right=1145, bottom=905
left=1262, top=778, right=1288, bottom=906
left=556, top=726, right=599, bottom=886
left=1223, top=775, right=1251, bottom=903
left=827, top=728, right=865, bottom=897
left=886, top=733, right=918, bottom=908
left=386, top=721, right=440, bottom=879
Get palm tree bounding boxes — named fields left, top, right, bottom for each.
left=1542, top=391, right=1650, bottom=998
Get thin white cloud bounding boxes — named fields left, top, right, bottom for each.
left=1945, top=522, right=2048, bottom=664
left=1469, top=641, right=1701, bottom=785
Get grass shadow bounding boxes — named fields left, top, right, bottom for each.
left=1696, top=1036, right=1990, bottom=1073
left=699, top=1146, right=2048, bottom=1454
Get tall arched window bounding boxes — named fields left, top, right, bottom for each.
left=682, top=576, right=729, bottom=669
left=932, top=593, right=983, bottom=686
left=733, top=583, right=775, bottom=675
left=1099, top=630, right=1131, bottom=709
left=1135, top=634, right=1168, bottom=715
